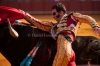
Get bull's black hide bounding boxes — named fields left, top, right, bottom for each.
left=72, top=36, right=100, bottom=65
left=0, top=23, right=100, bottom=66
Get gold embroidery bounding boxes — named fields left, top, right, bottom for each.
left=56, top=26, right=75, bottom=34
left=57, top=23, right=67, bottom=27
left=56, top=14, right=76, bottom=35
left=73, top=12, right=98, bottom=27
left=59, top=14, right=68, bottom=23
left=52, top=35, right=71, bottom=66
left=24, top=13, right=53, bottom=32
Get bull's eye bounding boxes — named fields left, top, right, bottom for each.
left=89, top=39, right=93, bottom=43
left=0, top=33, right=3, bottom=37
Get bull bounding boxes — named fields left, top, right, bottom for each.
left=0, top=23, right=100, bottom=66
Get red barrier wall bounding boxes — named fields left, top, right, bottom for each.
left=0, top=1, right=100, bottom=14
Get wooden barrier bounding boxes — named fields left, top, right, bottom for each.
left=0, top=1, right=100, bottom=14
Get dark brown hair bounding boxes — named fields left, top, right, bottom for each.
left=52, top=2, right=66, bottom=14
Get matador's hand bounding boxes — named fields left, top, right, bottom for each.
left=93, top=26, right=100, bottom=36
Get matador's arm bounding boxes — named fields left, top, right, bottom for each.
left=73, top=12, right=99, bottom=27
left=73, top=12, right=100, bottom=36
left=24, top=12, right=53, bottom=32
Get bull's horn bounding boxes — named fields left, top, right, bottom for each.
left=7, top=18, right=19, bottom=38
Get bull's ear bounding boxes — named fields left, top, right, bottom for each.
left=7, top=18, right=19, bottom=39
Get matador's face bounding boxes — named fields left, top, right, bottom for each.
left=52, top=9, right=63, bottom=22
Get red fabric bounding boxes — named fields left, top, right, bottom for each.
left=66, top=16, right=77, bottom=27
left=62, top=16, right=77, bottom=41
left=0, top=6, right=25, bottom=24
left=67, top=49, right=76, bottom=66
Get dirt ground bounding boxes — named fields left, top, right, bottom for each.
left=0, top=14, right=100, bottom=66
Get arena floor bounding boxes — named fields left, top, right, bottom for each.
left=0, top=14, right=100, bottom=66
